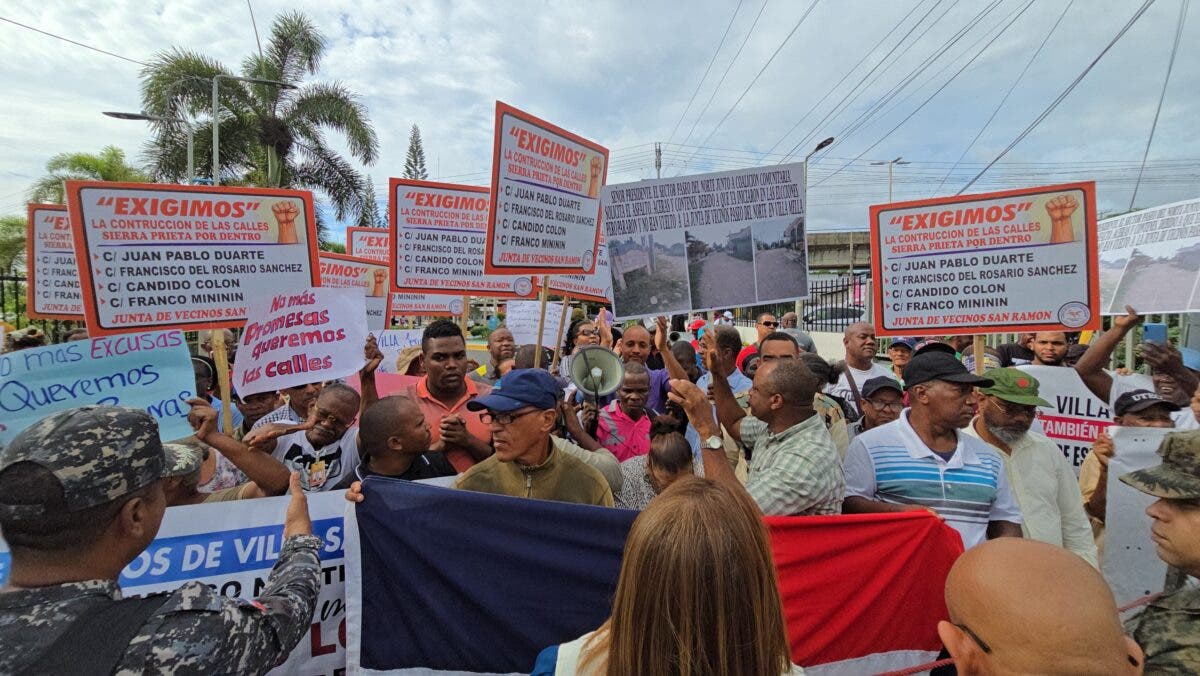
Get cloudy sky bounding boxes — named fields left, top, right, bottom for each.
left=2, top=0, right=1197, bottom=244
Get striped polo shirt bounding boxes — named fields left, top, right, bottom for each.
left=843, top=411, right=1022, bottom=549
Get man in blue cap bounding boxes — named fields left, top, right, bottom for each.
left=456, top=369, right=614, bottom=506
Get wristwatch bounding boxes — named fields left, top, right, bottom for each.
left=703, top=435, right=723, bottom=450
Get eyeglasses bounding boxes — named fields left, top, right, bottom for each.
left=480, top=408, right=541, bottom=425
left=312, top=407, right=354, bottom=427
left=865, top=399, right=904, bottom=413
left=759, top=321, right=778, bottom=328
left=954, top=623, right=992, bottom=654
left=989, top=397, right=1038, bottom=418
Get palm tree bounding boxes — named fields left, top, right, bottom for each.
left=138, top=11, right=381, bottom=239
left=0, top=215, right=26, bottom=274
left=27, top=146, right=149, bottom=204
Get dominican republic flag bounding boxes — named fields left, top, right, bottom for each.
left=345, top=479, right=962, bottom=675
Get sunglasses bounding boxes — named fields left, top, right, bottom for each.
left=760, top=320, right=779, bottom=328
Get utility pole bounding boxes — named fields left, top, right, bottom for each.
left=654, top=142, right=662, bottom=179
left=871, top=157, right=910, bottom=202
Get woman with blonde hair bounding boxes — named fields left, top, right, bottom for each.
left=532, top=477, right=802, bottom=675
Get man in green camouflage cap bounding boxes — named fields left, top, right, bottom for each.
left=1119, top=429, right=1200, bottom=673
left=964, top=367, right=1099, bottom=566
left=0, top=405, right=322, bottom=674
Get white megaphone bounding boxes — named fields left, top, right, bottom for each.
left=569, top=345, right=625, bottom=399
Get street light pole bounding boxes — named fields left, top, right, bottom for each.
left=798, top=137, right=834, bottom=316
left=103, top=111, right=195, bottom=184
left=870, top=156, right=910, bottom=202
left=211, top=74, right=296, bottom=186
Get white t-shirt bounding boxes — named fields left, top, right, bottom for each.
left=271, top=428, right=361, bottom=492
left=1109, top=373, right=1199, bottom=430
left=825, top=362, right=897, bottom=414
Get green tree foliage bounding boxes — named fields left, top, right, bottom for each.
left=27, top=146, right=149, bottom=204
left=0, top=215, right=27, bottom=274
left=403, top=124, right=428, bottom=180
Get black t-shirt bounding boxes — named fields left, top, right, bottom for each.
left=996, top=342, right=1035, bottom=367
left=331, top=452, right=456, bottom=490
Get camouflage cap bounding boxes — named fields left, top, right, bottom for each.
left=979, top=367, right=1051, bottom=407
left=162, top=443, right=204, bottom=478
left=0, top=406, right=166, bottom=517
left=1120, top=429, right=1200, bottom=499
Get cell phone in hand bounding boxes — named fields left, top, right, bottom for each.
left=1142, top=323, right=1168, bottom=346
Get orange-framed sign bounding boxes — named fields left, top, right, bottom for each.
left=547, top=237, right=613, bottom=304
left=345, top=226, right=389, bottom=262
left=870, top=181, right=1100, bottom=337
left=483, top=101, right=608, bottom=276
left=66, top=181, right=321, bottom=336
left=385, top=291, right=462, bottom=318
left=318, top=251, right=389, bottom=331
left=389, top=178, right=535, bottom=298
left=25, top=203, right=85, bottom=320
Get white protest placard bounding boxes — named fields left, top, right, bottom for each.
left=505, top=299, right=569, bottom=348
left=602, top=164, right=808, bottom=320
left=345, top=226, right=390, bottom=263
left=26, top=203, right=84, bottom=319
left=318, top=252, right=388, bottom=332
left=391, top=178, right=536, bottom=298
left=66, top=181, right=320, bottom=336
left=0, top=330, right=194, bottom=444
left=1098, top=196, right=1200, bottom=314
left=1017, top=365, right=1113, bottom=472
left=374, top=329, right=424, bottom=374
left=385, top=292, right=462, bottom=318
left=871, top=182, right=1100, bottom=336
left=234, top=288, right=367, bottom=397
left=0, top=492, right=349, bottom=675
left=1104, top=426, right=1171, bottom=605
left=549, top=237, right=613, bottom=304
left=484, top=101, right=608, bottom=276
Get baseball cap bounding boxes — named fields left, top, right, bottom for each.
left=862, top=376, right=903, bottom=398
left=162, top=443, right=205, bottom=478
left=979, top=368, right=1051, bottom=407
left=887, top=338, right=916, bottom=351
left=913, top=339, right=956, bottom=357
left=688, top=318, right=706, bottom=331
left=466, top=368, right=561, bottom=413
left=0, top=406, right=168, bottom=517
left=902, top=352, right=994, bottom=389
left=722, top=311, right=733, bottom=319
left=1113, top=389, right=1181, bottom=417
left=1120, top=429, right=1200, bottom=499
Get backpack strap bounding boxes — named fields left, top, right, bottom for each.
left=26, top=590, right=171, bottom=676
left=841, top=362, right=865, bottom=422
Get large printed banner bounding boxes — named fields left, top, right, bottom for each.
left=870, top=182, right=1100, bottom=337
left=385, top=292, right=461, bottom=318
left=1017, top=364, right=1112, bottom=471
left=1104, top=426, right=1171, bottom=606
left=484, top=101, right=608, bottom=276
left=65, top=182, right=320, bottom=336
left=506, top=299, right=570, bottom=348
left=0, top=492, right=348, bottom=675
left=390, top=178, right=535, bottom=297
left=0, top=330, right=194, bottom=444
left=345, top=226, right=390, bottom=263
left=345, top=480, right=960, bottom=675
left=25, top=203, right=84, bottom=319
left=318, top=252, right=388, bottom=331
left=548, top=237, right=613, bottom=303
left=1098, top=196, right=1200, bottom=314
left=603, top=164, right=808, bottom=320
left=233, top=287, right=367, bottom=397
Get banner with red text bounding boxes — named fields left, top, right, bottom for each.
left=318, top=253, right=388, bottom=331
left=234, top=287, right=367, bottom=397
left=1017, top=364, right=1112, bottom=472
left=484, top=102, right=608, bottom=276
left=386, top=292, right=461, bottom=318
left=345, top=226, right=390, bottom=263
left=390, top=178, right=534, bottom=297
left=26, top=203, right=84, bottom=319
left=65, top=182, right=320, bottom=336
left=870, top=182, right=1099, bottom=336
left=548, top=237, right=613, bottom=304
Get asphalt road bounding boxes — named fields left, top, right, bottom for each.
left=754, top=248, right=809, bottom=301
left=692, top=251, right=754, bottom=308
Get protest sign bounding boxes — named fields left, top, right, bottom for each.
left=505, top=299, right=569, bottom=348
left=65, top=181, right=320, bottom=336
left=0, top=492, right=348, bottom=675
left=548, top=237, right=613, bottom=303
left=385, top=292, right=461, bottom=318
left=25, top=203, right=84, bottom=319
left=602, top=164, right=808, bottom=320
left=234, top=287, right=367, bottom=397
left=1017, top=364, right=1112, bottom=472
left=1104, top=426, right=1171, bottom=606
left=372, top=329, right=424, bottom=374
left=0, top=330, right=194, bottom=444
left=345, top=226, right=390, bottom=262
left=484, top=101, right=608, bottom=276
left=318, top=252, right=388, bottom=331
left=390, top=178, right=535, bottom=297
left=1098, top=196, right=1200, bottom=314
left=871, top=182, right=1100, bottom=336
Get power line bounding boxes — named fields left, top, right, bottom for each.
left=665, top=0, right=744, bottom=146
left=0, top=15, right=148, bottom=66
left=957, top=0, right=1160, bottom=194
left=1130, top=0, right=1188, bottom=210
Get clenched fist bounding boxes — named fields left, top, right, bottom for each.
left=371, top=268, right=387, bottom=297
left=272, top=200, right=301, bottom=244
left=1045, top=194, right=1078, bottom=243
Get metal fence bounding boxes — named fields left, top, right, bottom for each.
left=0, top=274, right=80, bottom=342
left=732, top=273, right=872, bottom=332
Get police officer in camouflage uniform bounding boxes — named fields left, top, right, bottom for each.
left=1121, top=429, right=1200, bottom=673
left=0, top=406, right=322, bottom=674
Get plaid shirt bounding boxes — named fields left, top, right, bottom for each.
left=739, top=414, right=844, bottom=516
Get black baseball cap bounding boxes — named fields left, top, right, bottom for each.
left=1114, top=389, right=1180, bottom=417
left=862, top=376, right=903, bottom=398
left=902, top=352, right=994, bottom=389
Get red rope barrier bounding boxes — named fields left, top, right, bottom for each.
left=1118, top=592, right=1160, bottom=613
left=875, top=657, right=954, bottom=676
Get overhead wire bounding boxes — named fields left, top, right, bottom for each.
left=664, top=0, right=744, bottom=146
left=0, top=15, right=148, bottom=66
left=1129, top=0, right=1188, bottom=210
